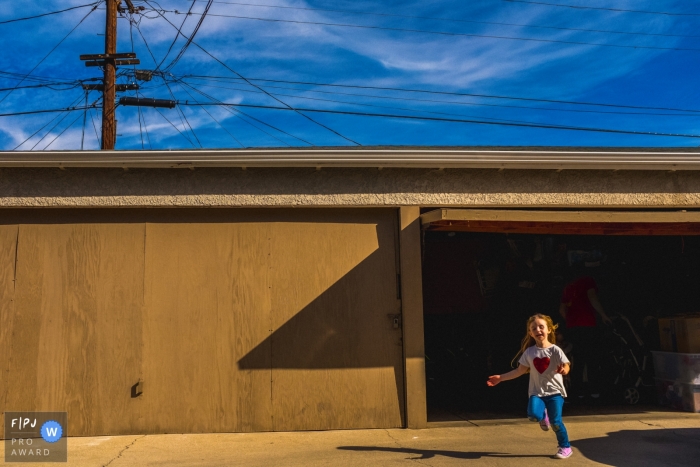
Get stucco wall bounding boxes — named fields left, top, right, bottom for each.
left=1, top=167, right=699, bottom=207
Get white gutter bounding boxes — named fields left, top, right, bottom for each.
left=2, top=149, right=700, bottom=170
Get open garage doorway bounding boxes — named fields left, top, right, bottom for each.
left=420, top=209, right=700, bottom=422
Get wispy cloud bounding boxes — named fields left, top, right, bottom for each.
left=1, top=0, right=698, bottom=149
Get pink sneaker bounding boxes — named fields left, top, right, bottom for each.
left=556, top=447, right=573, bottom=459
left=539, top=410, right=550, bottom=431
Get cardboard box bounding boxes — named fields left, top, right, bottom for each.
left=658, top=315, right=700, bottom=353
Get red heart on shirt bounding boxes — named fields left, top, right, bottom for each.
left=533, top=357, right=550, bottom=374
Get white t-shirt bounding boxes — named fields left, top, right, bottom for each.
left=518, top=344, right=570, bottom=397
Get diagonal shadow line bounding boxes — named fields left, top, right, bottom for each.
left=337, top=446, right=553, bottom=460
left=234, top=212, right=405, bottom=428
left=237, top=228, right=398, bottom=371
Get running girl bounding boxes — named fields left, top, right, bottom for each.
left=487, top=314, right=572, bottom=459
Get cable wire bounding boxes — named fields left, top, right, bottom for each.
left=163, top=1, right=214, bottom=72
left=12, top=94, right=86, bottom=150
left=0, top=1, right=101, bottom=25
left=152, top=105, right=198, bottom=147
left=144, top=0, right=361, bottom=145
left=161, top=0, right=700, bottom=40
left=176, top=78, right=311, bottom=145
left=162, top=78, right=202, bottom=147
left=0, top=82, right=83, bottom=93
left=0, top=70, right=85, bottom=84
left=179, top=74, right=700, bottom=114
left=502, top=0, right=700, bottom=17
left=155, top=0, right=198, bottom=70
left=139, top=104, right=153, bottom=149
left=81, top=90, right=89, bottom=150
left=30, top=108, right=81, bottom=150
left=0, top=4, right=99, bottom=105
left=182, top=78, right=700, bottom=118
left=90, top=108, right=101, bottom=148
left=176, top=80, right=244, bottom=147
left=150, top=9, right=700, bottom=54
left=1, top=104, right=99, bottom=118
left=44, top=110, right=90, bottom=150
left=181, top=80, right=597, bottom=127
left=180, top=101, right=700, bottom=139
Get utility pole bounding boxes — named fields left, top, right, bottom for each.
left=80, top=1, right=174, bottom=150
left=80, top=1, right=140, bottom=150
left=102, top=0, right=118, bottom=150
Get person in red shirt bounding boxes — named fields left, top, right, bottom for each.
left=559, top=273, right=612, bottom=400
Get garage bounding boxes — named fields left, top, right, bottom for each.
left=421, top=208, right=700, bottom=420
left=2, top=147, right=700, bottom=434
left=0, top=208, right=405, bottom=436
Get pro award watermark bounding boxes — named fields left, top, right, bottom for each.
left=5, top=412, right=67, bottom=463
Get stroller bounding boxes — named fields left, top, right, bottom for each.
left=599, top=313, right=656, bottom=404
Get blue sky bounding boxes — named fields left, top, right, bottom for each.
left=1, top=0, right=699, bottom=150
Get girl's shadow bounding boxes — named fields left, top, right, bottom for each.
left=338, top=446, right=553, bottom=460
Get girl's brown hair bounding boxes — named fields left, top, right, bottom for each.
left=510, top=314, right=558, bottom=368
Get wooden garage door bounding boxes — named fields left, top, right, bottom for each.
left=0, top=209, right=404, bottom=435
left=0, top=225, right=18, bottom=437
left=141, top=222, right=273, bottom=433
left=266, top=210, right=404, bottom=431
left=4, top=224, right=144, bottom=436
left=141, top=208, right=404, bottom=433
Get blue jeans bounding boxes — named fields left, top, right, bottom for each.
left=527, top=394, right=570, bottom=448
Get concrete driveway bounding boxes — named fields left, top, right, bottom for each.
left=3, top=411, right=698, bottom=466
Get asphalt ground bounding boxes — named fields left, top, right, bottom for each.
left=2, top=411, right=698, bottom=466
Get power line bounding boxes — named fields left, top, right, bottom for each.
left=81, top=91, right=88, bottom=150
left=155, top=0, right=198, bottom=71
left=0, top=82, right=83, bottom=92
left=178, top=74, right=700, bottom=114
left=31, top=101, right=91, bottom=150
left=0, top=4, right=99, bottom=105
left=161, top=78, right=202, bottom=147
left=44, top=110, right=89, bottom=150
left=0, top=70, right=79, bottom=84
left=89, top=108, right=101, bottom=147
left=161, top=0, right=700, bottom=39
left=0, top=1, right=101, bottom=25
left=189, top=82, right=587, bottom=128
left=140, top=106, right=153, bottom=149
left=163, top=0, right=214, bottom=72
left=176, top=78, right=312, bottom=145
left=176, top=80, right=244, bottom=147
left=128, top=19, right=145, bottom=150
left=133, top=23, right=159, bottom=66
left=182, top=78, right=700, bottom=118
left=0, top=104, right=99, bottom=118
left=136, top=100, right=146, bottom=149
left=152, top=104, right=198, bottom=147
left=179, top=101, right=700, bottom=139
left=12, top=94, right=86, bottom=150
left=502, top=0, right=700, bottom=17
left=144, top=1, right=360, bottom=145
left=149, top=9, right=700, bottom=54
left=180, top=79, right=620, bottom=127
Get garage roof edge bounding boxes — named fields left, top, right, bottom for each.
left=3, top=148, right=700, bottom=169
left=421, top=208, right=700, bottom=225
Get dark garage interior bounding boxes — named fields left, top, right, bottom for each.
left=421, top=226, right=700, bottom=420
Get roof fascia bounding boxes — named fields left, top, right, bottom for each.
left=2, top=149, right=700, bottom=170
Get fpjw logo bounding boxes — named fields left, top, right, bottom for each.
left=5, top=412, right=67, bottom=463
